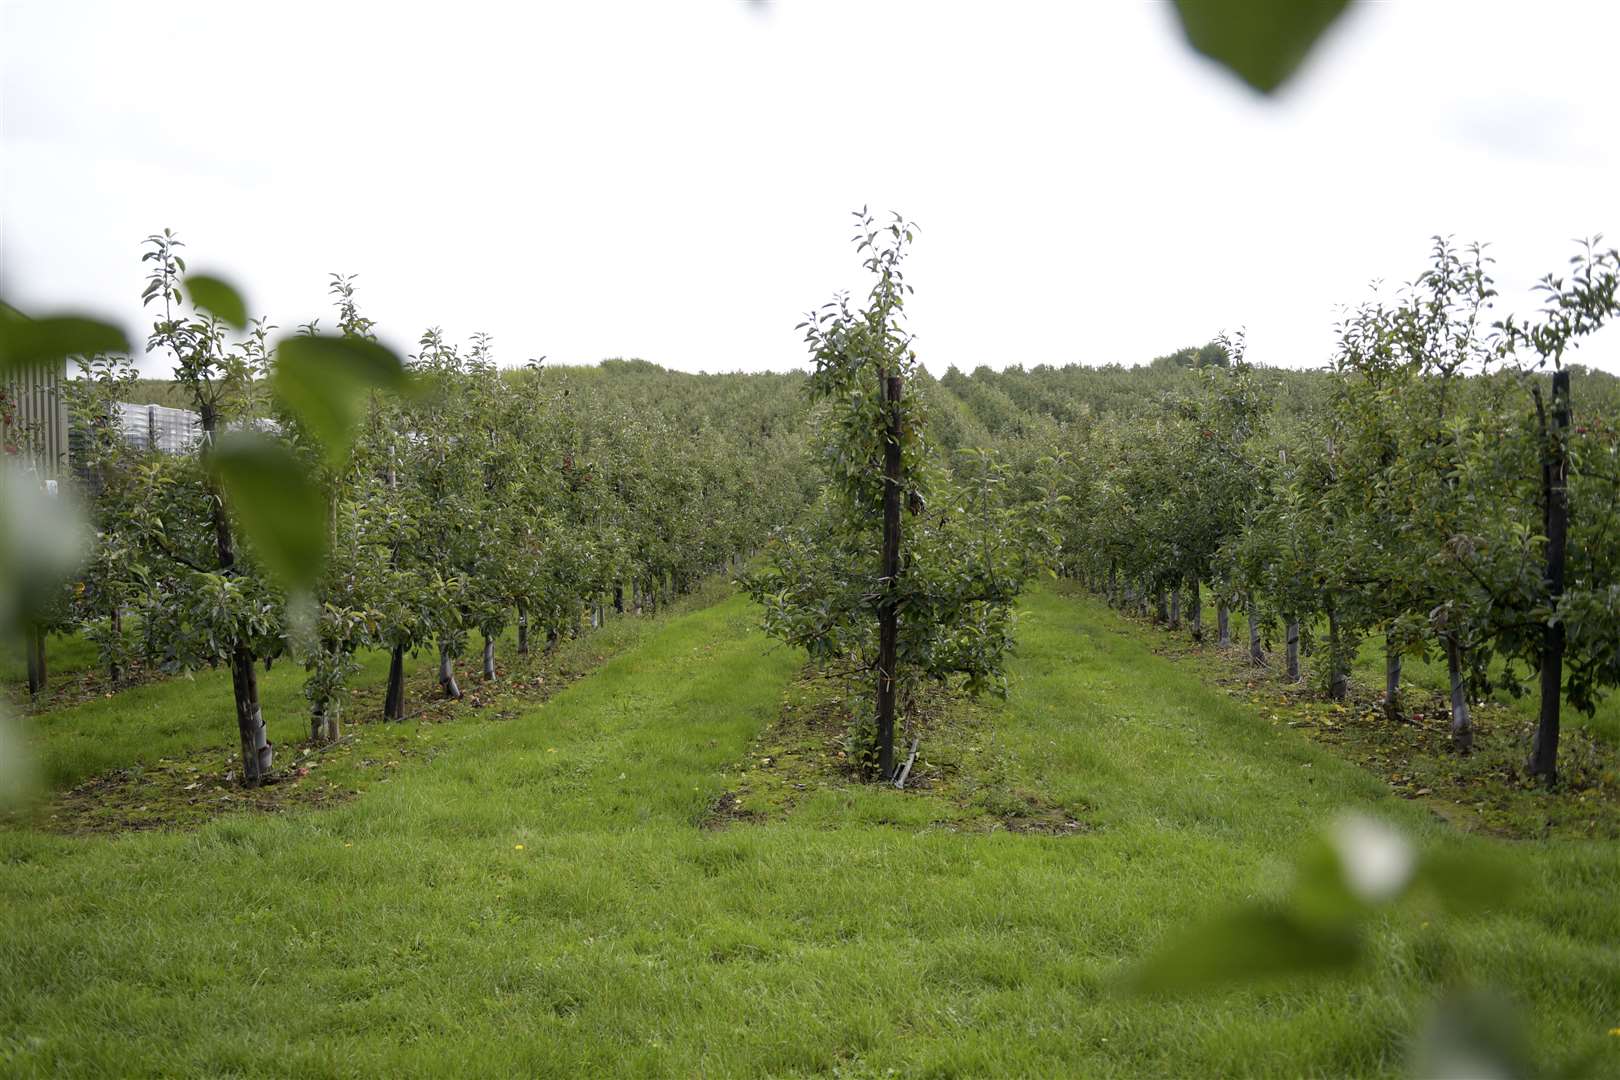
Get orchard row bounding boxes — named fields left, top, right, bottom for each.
left=46, top=232, right=814, bottom=785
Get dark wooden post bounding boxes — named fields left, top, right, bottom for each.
left=1530, top=367, right=1570, bottom=784
left=876, top=372, right=903, bottom=780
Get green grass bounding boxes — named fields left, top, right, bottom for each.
left=3, top=585, right=1618, bottom=1076
left=1139, top=597, right=1620, bottom=746
left=8, top=605, right=660, bottom=795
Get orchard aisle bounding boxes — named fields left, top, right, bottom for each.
left=2, top=586, right=1615, bottom=1077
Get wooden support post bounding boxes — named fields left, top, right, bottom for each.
left=876, top=372, right=903, bottom=780
left=1530, top=367, right=1570, bottom=784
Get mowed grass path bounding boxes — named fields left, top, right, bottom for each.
left=3, top=587, right=1617, bottom=1077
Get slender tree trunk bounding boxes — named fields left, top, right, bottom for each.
left=1169, top=586, right=1181, bottom=630
left=1107, top=561, right=1117, bottom=606
left=384, top=644, right=406, bottom=721
left=516, top=602, right=529, bottom=655
left=202, top=403, right=270, bottom=787
left=1530, top=367, right=1570, bottom=785
left=312, top=697, right=341, bottom=744
left=1444, top=633, right=1473, bottom=753
left=1187, top=577, right=1203, bottom=642
left=613, top=586, right=624, bottom=614
left=1284, top=617, right=1301, bottom=682
left=875, top=372, right=903, bottom=780
left=1248, top=597, right=1264, bottom=666
left=545, top=627, right=559, bottom=654
left=25, top=624, right=45, bottom=698
left=1327, top=608, right=1348, bottom=701
left=482, top=633, right=496, bottom=681
left=1155, top=589, right=1168, bottom=624
left=1384, top=632, right=1404, bottom=722
left=323, top=698, right=340, bottom=743
left=232, top=645, right=271, bottom=783
left=109, top=608, right=123, bottom=684
left=438, top=645, right=463, bottom=700
left=1217, top=602, right=1231, bottom=648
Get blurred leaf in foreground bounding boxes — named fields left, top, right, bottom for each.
left=0, top=305, right=129, bottom=374
left=271, top=335, right=411, bottom=465
left=1411, top=989, right=1535, bottom=1080
left=183, top=273, right=249, bottom=331
left=1171, top=0, right=1351, bottom=93
left=1125, top=905, right=1361, bottom=995
left=0, top=462, right=86, bottom=633
left=207, top=433, right=326, bottom=587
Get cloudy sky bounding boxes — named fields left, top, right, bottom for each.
left=3, top=1, right=1618, bottom=376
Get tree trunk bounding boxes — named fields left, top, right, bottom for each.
left=875, top=372, right=903, bottom=780
left=613, top=586, right=624, bottom=614
left=202, top=403, right=269, bottom=787
left=25, top=624, right=45, bottom=698
left=1530, top=367, right=1570, bottom=785
left=545, top=627, right=559, bottom=654
left=109, top=608, right=123, bottom=684
left=1327, top=608, right=1348, bottom=701
left=1168, top=586, right=1181, bottom=630
left=312, top=697, right=341, bottom=744
left=384, top=644, right=406, bottom=721
left=232, top=645, right=271, bottom=785
left=516, top=602, right=529, bottom=655
left=1384, top=633, right=1403, bottom=722
left=438, top=645, right=462, bottom=700
left=1155, top=589, right=1168, bottom=624
left=1107, top=561, right=1117, bottom=606
left=1217, top=602, right=1231, bottom=648
left=1248, top=597, right=1264, bottom=666
left=1284, top=617, right=1301, bottom=682
left=1187, top=578, right=1203, bottom=642
left=1444, top=633, right=1472, bottom=753
left=482, top=633, right=496, bottom=681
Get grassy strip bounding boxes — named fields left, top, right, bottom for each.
left=1, top=584, right=1617, bottom=1076
left=1088, top=582, right=1620, bottom=840
left=5, top=582, right=726, bottom=834
left=8, top=587, right=720, bottom=795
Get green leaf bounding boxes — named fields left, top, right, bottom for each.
left=271, top=335, right=411, bottom=465
left=1171, top=0, right=1351, bottom=93
left=207, top=433, right=326, bottom=587
left=0, top=306, right=129, bottom=374
left=1418, top=847, right=1521, bottom=915
left=184, top=274, right=249, bottom=331
left=1123, top=906, right=1362, bottom=996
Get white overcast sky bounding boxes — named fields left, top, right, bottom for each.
left=3, top=1, right=1619, bottom=376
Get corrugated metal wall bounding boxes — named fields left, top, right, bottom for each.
left=3, top=359, right=70, bottom=477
